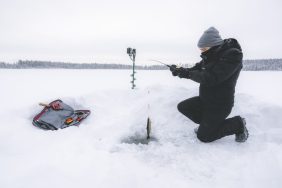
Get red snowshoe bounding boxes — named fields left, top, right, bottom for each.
left=33, top=99, right=91, bottom=130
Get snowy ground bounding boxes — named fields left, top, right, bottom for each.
left=0, top=69, right=282, bottom=188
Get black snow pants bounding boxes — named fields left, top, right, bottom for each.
left=177, top=96, right=243, bottom=142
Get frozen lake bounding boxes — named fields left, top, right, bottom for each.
left=0, top=69, right=282, bottom=188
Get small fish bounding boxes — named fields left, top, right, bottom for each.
left=146, top=117, right=151, bottom=140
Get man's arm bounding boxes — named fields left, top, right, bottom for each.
left=189, top=49, right=243, bottom=86
left=187, top=61, right=203, bottom=71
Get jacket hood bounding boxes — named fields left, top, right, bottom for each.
left=217, top=38, right=242, bottom=52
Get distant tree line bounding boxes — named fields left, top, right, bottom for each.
left=0, top=60, right=168, bottom=70
left=243, top=59, right=282, bottom=71
left=0, top=59, right=282, bottom=70
left=0, top=60, right=167, bottom=70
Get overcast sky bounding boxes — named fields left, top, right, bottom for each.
left=0, top=0, right=281, bottom=64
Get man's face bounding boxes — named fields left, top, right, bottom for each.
left=200, top=47, right=211, bottom=53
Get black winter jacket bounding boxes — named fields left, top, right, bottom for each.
left=188, top=38, right=243, bottom=107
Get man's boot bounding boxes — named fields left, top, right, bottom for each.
left=194, top=127, right=199, bottom=134
left=235, top=117, right=249, bottom=142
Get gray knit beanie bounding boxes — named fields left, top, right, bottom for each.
left=197, top=27, right=224, bottom=48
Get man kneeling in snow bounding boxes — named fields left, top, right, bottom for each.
left=170, top=27, right=248, bottom=143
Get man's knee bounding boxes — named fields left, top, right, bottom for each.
left=177, top=101, right=185, bottom=113
left=197, top=132, right=215, bottom=143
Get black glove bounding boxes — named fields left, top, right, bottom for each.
left=177, top=67, right=190, bottom=79
left=170, top=64, right=180, bottom=76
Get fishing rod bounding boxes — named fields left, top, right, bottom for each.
left=148, top=59, right=182, bottom=72
left=148, top=59, right=172, bottom=68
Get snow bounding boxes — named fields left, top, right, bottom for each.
left=0, top=69, right=282, bottom=188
